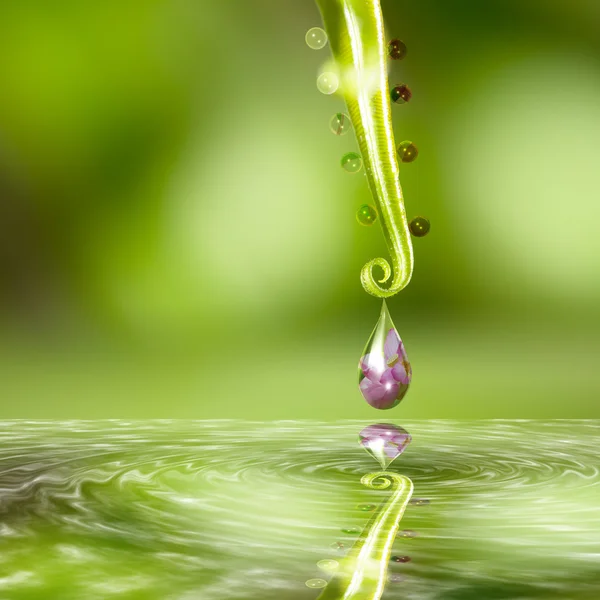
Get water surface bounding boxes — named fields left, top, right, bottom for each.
left=0, top=420, right=598, bottom=599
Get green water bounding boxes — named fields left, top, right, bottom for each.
left=0, top=421, right=598, bottom=599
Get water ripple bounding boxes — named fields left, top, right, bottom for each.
left=0, top=420, right=597, bottom=599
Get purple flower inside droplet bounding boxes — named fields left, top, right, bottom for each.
left=359, top=328, right=412, bottom=409
left=359, top=423, right=411, bottom=468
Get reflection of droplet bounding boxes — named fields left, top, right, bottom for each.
left=391, top=84, right=412, bottom=104
left=388, top=39, right=407, bottom=60
left=305, top=27, right=328, bottom=50
left=358, top=301, right=412, bottom=410
left=317, top=559, right=339, bottom=573
left=358, top=423, right=411, bottom=469
left=388, top=574, right=404, bottom=583
left=305, top=578, right=327, bottom=589
left=392, top=555, right=412, bottom=563
left=399, top=529, right=418, bottom=538
left=409, top=217, right=430, bottom=237
left=410, top=498, right=430, bottom=506
left=356, top=204, right=377, bottom=226
left=397, top=141, right=418, bottom=163
left=341, top=152, right=362, bottom=173
left=317, top=72, right=339, bottom=95
left=341, top=527, right=361, bottom=535
left=357, top=503, right=376, bottom=512
left=329, top=112, right=351, bottom=135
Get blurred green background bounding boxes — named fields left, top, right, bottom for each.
left=0, top=0, right=598, bottom=418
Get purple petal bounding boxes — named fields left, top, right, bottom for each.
left=359, top=353, right=372, bottom=377
left=383, top=329, right=401, bottom=361
left=391, top=362, right=410, bottom=385
left=360, top=374, right=400, bottom=409
left=359, top=377, right=384, bottom=403
left=360, top=353, right=385, bottom=380
left=380, top=380, right=400, bottom=403
left=380, top=368, right=397, bottom=385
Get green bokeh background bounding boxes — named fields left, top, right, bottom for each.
left=1, top=0, right=599, bottom=418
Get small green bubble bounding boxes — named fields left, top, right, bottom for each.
left=317, top=559, right=339, bottom=573
left=356, top=204, right=377, bottom=226
left=397, top=140, right=418, bottom=163
left=409, top=217, right=430, bottom=238
left=305, top=27, right=328, bottom=50
left=410, top=497, right=431, bottom=506
left=341, top=152, right=362, bottom=173
left=341, top=527, right=361, bottom=534
left=317, top=72, right=339, bottom=95
left=329, top=112, right=351, bottom=136
left=357, top=503, right=376, bottom=511
left=399, top=529, right=418, bottom=538
left=305, top=578, right=327, bottom=589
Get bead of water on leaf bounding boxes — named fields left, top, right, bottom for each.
left=305, top=579, right=327, bottom=589
left=391, top=84, right=412, bottom=104
left=356, top=204, right=377, bottom=226
left=329, top=112, right=351, bottom=135
left=388, top=574, right=404, bottom=583
left=397, top=141, right=418, bottom=163
left=305, top=27, right=328, bottom=50
left=357, top=503, right=376, bottom=511
left=388, top=39, right=407, bottom=60
left=399, top=529, right=418, bottom=538
left=341, top=152, right=362, bottom=173
left=341, top=527, right=361, bottom=534
left=392, top=555, right=412, bottom=563
left=317, top=72, right=339, bottom=95
left=409, top=217, right=430, bottom=237
left=317, top=559, right=339, bottom=573
left=330, top=541, right=345, bottom=550
left=410, top=498, right=430, bottom=506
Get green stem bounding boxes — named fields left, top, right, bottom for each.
left=317, top=472, right=413, bottom=600
left=316, top=0, right=414, bottom=298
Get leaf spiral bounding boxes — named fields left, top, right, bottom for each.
left=316, top=0, right=414, bottom=298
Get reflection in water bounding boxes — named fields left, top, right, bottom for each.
left=0, top=421, right=598, bottom=599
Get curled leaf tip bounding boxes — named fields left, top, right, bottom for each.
left=316, top=0, right=415, bottom=299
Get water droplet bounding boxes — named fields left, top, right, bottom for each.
left=305, top=578, right=327, bottom=589
left=317, top=72, right=339, bottom=95
left=388, top=39, right=407, bottom=60
left=409, top=217, right=430, bottom=237
left=330, top=541, right=345, bottom=551
left=399, top=529, right=418, bottom=538
left=397, top=141, right=418, bottom=163
left=357, top=503, right=376, bottom=512
left=341, top=527, right=361, bottom=534
left=391, top=84, right=412, bottom=104
left=392, top=555, right=412, bottom=563
left=358, top=301, right=412, bottom=410
left=329, top=112, right=352, bottom=135
left=356, top=204, right=377, bottom=226
left=358, top=423, right=411, bottom=469
left=305, top=27, right=328, bottom=50
left=317, top=559, right=339, bottom=573
left=341, top=152, right=362, bottom=173
left=410, top=498, right=430, bottom=506
left=388, top=574, right=404, bottom=583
